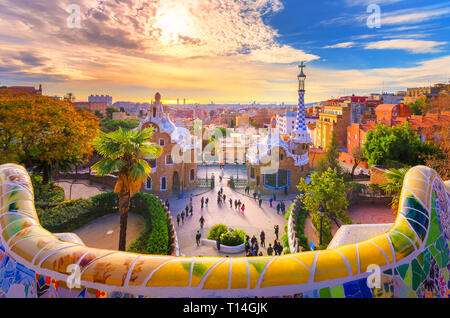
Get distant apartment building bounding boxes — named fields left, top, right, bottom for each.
left=315, top=103, right=351, bottom=149
left=346, top=122, right=376, bottom=154
left=89, top=94, right=112, bottom=106
left=403, top=84, right=449, bottom=104
left=395, top=112, right=450, bottom=143
left=72, top=101, right=107, bottom=115
left=276, top=111, right=297, bottom=135
left=376, top=104, right=411, bottom=127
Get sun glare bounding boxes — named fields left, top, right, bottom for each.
left=155, top=5, right=191, bottom=44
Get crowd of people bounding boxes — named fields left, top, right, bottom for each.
left=244, top=225, right=284, bottom=257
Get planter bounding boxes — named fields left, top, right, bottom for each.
left=201, top=239, right=245, bottom=254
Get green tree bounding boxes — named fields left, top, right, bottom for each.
left=363, top=122, right=437, bottom=168
left=91, top=127, right=162, bottom=251
left=408, top=97, right=428, bottom=115
left=100, top=119, right=140, bottom=133
left=63, top=92, right=75, bottom=103
left=380, top=167, right=410, bottom=211
left=106, top=106, right=120, bottom=120
left=316, top=132, right=343, bottom=176
left=297, top=168, right=351, bottom=248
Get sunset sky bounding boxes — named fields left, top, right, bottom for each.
left=0, top=0, right=449, bottom=104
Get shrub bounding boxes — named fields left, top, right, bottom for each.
left=37, top=198, right=94, bottom=233
left=207, top=224, right=228, bottom=240
left=220, top=229, right=245, bottom=246
left=31, top=174, right=65, bottom=205
left=128, top=192, right=169, bottom=255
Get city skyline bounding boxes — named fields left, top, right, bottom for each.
left=0, top=0, right=449, bottom=103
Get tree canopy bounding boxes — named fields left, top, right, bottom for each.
left=297, top=168, right=351, bottom=248
left=100, top=118, right=140, bottom=133
left=0, top=90, right=99, bottom=183
left=363, top=122, right=437, bottom=168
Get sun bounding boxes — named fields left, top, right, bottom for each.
left=154, top=5, right=191, bottom=44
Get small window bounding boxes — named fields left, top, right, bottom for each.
left=190, top=169, right=195, bottom=182
left=161, top=177, right=167, bottom=191
left=149, top=159, right=156, bottom=169
left=166, top=155, right=173, bottom=165
left=145, top=177, right=152, bottom=190
left=280, top=154, right=284, bottom=160
left=159, top=139, right=165, bottom=147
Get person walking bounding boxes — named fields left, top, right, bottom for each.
left=223, top=194, right=226, bottom=203
left=216, top=236, right=221, bottom=251
left=201, top=197, right=204, bottom=209
left=234, top=199, right=238, bottom=210
left=195, top=231, right=201, bottom=247
left=274, top=225, right=279, bottom=240
left=258, top=198, right=262, bottom=208
left=276, top=203, right=281, bottom=214
left=229, top=198, right=233, bottom=208
left=241, top=204, right=245, bottom=214
left=205, top=197, right=209, bottom=207
left=260, top=231, right=265, bottom=247
left=185, top=205, right=189, bottom=217
left=267, top=244, right=274, bottom=256
left=253, top=192, right=257, bottom=200
left=238, top=200, right=242, bottom=209
left=189, top=203, right=193, bottom=216
left=176, top=214, right=180, bottom=227
left=281, top=201, right=285, bottom=214
left=269, top=197, right=273, bottom=208
left=251, top=235, right=257, bottom=248
left=199, top=216, right=205, bottom=229
left=181, top=211, right=185, bottom=224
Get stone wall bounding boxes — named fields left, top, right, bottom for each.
left=370, top=165, right=391, bottom=185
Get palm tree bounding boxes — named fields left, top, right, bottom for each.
left=91, top=127, right=162, bottom=251
left=380, top=167, right=410, bottom=211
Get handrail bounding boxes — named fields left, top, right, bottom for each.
left=0, top=163, right=448, bottom=298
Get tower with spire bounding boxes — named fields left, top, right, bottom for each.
left=293, top=61, right=311, bottom=143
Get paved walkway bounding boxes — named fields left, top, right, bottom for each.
left=168, top=180, right=289, bottom=257
left=74, top=213, right=145, bottom=250
left=56, top=179, right=113, bottom=200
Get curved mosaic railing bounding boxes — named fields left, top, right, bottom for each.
left=0, top=163, right=449, bottom=298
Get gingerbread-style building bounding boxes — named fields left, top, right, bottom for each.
left=247, top=63, right=311, bottom=194
left=138, top=93, right=198, bottom=196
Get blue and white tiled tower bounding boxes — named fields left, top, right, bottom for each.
left=293, top=61, right=311, bottom=143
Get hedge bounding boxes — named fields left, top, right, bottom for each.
left=31, top=174, right=65, bottom=207
left=284, top=201, right=311, bottom=252
left=127, top=192, right=169, bottom=255
left=37, top=192, right=118, bottom=233
left=220, top=229, right=245, bottom=246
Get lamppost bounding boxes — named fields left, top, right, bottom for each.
left=235, top=159, right=239, bottom=181
left=319, top=203, right=325, bottom=246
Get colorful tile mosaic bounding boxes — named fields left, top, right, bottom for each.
left=0, top=164, right=449, bottom=297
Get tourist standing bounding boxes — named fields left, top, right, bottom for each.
left=260, top=231, right=265, bottom=247
left=273, top=240, right=279, bottom=255
left=274, top=225, right=279, bottom=240
left=241, top=204, right=245, bottom=214
left=205, top=197, right=209, bottom=207
left=276, top=203, right=281, bottom=214
left=258, top=198, right=262, bottom=208
left=181, top=211, right=185, bottom=224
left=201, top=197, right=204, bottom=209
left=189, top=203, right=193, bottom=216
left=267, top=244, right=274, bottom=256
left=185, top=205, right=189, bottom=217
left=223, top=194, right=226, bottom=203
left=216, top=236, right=221, bottom=251
left=251, top=235, right=257, bottom=248
left=277, top=241, right=283, bottom=255
left=195, top=231, right=201, bottom=247
left=229, top=198, right=233, bottom=208
left=199, top=216, right=205, bottom=229
left=176, top=214, right=180, bottom=227
left=269, top=197, right=273, bottom=207
left=281, top=201, right=285, bottom=214
left=254, top=241, right=259, bottom=255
